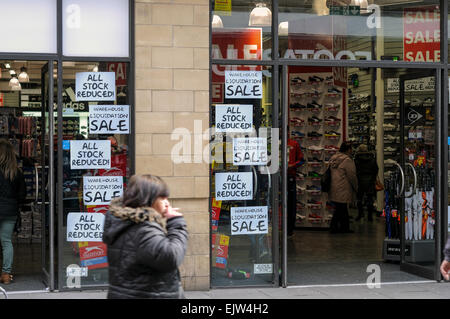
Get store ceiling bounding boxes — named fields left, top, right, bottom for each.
left=0, top=61, right=97, bottom=82
left=231, top=0, right=435, bottom=10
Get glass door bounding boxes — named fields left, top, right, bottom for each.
left=399, top=70, right=440, bottom=279
left=40, top=62, right=56, bottom=289
left=210, top=64, right=278, bottom=287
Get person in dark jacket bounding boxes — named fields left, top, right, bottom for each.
left=441, top=238, right=450, bottom=281
left=354, top=144, right=379, bottom=222
left=102, top=174, right=188, bottom=299
left=0, top=139, right=26, bottom=284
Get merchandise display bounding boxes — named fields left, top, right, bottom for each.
left=0, top=107, right=42, bottom=243
left=288, top=71, right=344, bottom=228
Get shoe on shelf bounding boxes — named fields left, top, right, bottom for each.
left=307, top=131, right=323, bottom=138
left=309, top=75, right=324, bottom=83
left=291, top=76, right=306, bottom=83
left=308, top=145, right=324, bottom=152
left=327, top=87, right=341, bottom=94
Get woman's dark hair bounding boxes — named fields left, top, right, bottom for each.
left=339, top=141, right=353, bottom=153
left=121, top=174, right=170, bottom=208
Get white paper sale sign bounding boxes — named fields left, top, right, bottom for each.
left=83, top=176, right=124, bottom=205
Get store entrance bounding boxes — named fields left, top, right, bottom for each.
left=0, top=60, right=55, bottom=291
left=283, top=66, right=441, bottom=286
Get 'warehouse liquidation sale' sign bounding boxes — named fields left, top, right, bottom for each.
left=230, top=206, right=268, bottom=235
left=89, top=105, right=130, bottom=134
left=225, top=71, right=262, bottom=99
left=83, top=176, right=123, bottom=205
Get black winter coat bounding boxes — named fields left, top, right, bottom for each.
left=102, top=199, right=188, bottom=299
left=354, top=152, right=379, bottom=195
left=0, top=170, right=26, bottom=218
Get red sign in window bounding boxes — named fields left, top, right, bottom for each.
left=403, top=6, right=440, bottom=62
left=211, top=28, right=262, bottom=103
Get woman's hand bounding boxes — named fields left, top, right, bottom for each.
left=164, top=205, right=183, bottom=219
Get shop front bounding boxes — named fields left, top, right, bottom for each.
left=210, top=0, right=449, bottom=288
left=0, top=0, right=133, bottom=291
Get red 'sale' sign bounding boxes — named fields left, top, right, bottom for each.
left=403, top=6, right=440, bottom=62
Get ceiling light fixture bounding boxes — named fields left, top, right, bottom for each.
left=249, top=3, right=272, bottom=27
left=212, top=14, right=224, bottom=28
left=351, top=0, right=369, bottom=13
left=9, top=75, right=21, bottom=91
left=278, top=21, right=289, bottom=36
left=18, top=66, right=29, bottom=83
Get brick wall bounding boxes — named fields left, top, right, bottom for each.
left=134, top=0, right=210, bottom=290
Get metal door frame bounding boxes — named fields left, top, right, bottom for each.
left=399, top=69, right=442, bottom=280
left=40, top=61, right=56, bottom=290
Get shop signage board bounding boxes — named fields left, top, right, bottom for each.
left=107, top=62, right=127, bottom=86
left=233, top=137, right=268, bottom=166
left=215, top=172, right=253, bottom=201
left=329, top=5, right=360, bottom=16
left=211, top=233, right=230, bottom=269
left=83, top=176, right=124, bottom=205
left=211, top=198, right=222, bottom=231
left=79, top=243, right=108, bottom=269
left=225, top=70, right=263, bottom=99
left=214, top=0, right=231, bottom=16
left=403, top=6, right=440, bottom=62
left=75, top=72, right=116, bottom=101
left=89, top=105, right=130, bottom=134
left=254, top=263, right=273, bottom=274
left=211, top=28, right=262, bottom=103
left=406, top=108, right=425, bottom=126
left=230, top=206, right=268, bottom=235
left=386, top=77, right=435, bottom=93
left=66, top=212, right=105, bottom=242
left=215, top=104, right=253, bottom=133
left=70, top=140, right=111, bottom=169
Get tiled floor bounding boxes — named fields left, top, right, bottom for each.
left=0, top=242, right=46, bottom=291
left=287, top=211, right=427, bottom=285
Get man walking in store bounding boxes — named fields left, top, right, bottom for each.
left=287, top=135, right=304, bottom=238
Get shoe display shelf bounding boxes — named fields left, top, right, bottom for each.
left=348, top=93, right=374, bottom=148
left=382, top=91, right=401, bottom=177
left=289, top=72, right=344, bottom=229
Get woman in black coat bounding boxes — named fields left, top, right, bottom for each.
left=102, top=174, right=188, bottom=299
left=354, top=144, right=379, bottom=222
left=0, top=139, right=26, bottom=284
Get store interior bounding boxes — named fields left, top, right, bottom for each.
left=286, top=65, right=437, bottom=285
left=210, top=64, right=438, bottom=287
left=0, top=60, right=129, bottom=291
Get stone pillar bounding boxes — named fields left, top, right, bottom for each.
left=135, top=0, right=210, bottom=291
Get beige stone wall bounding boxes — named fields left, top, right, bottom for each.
left=134, top=0, right=210, bottom=291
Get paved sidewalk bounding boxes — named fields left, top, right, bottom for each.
left=2, top=281, right=450, bottom=299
